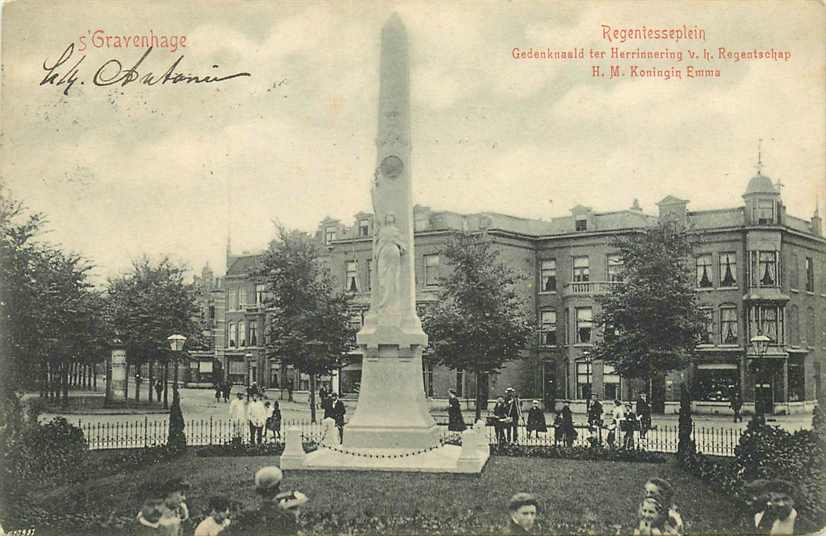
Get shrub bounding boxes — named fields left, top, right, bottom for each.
left=167, top=389, right=186, bottom=451
left=491, top=443, right=667, bottom=463
left=11, top=417, right=89, bottom=483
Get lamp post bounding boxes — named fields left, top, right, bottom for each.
left=750, top=333, right=770, bottom=419
left=306, top=340, right=326, bottom=424
left=582, top=351, right=593, bottom=416
left=167, top=334, right=186, bottom=394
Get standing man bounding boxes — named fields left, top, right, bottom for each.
left=330, top=392, right=346, bottom=442
left=505, top=387, right=523, bottom=443
left=636, top=392, right=652, bottom=440
left=229, top=392, right=247, bottom=440
left=505, top=493, right=538, bottom=534
left=588, top=394, right=604, bottom=444
left=155, top=379, right=164, bottom=402
left=319, top=386, right=328, bottom=409
left=731, top=387, right=743, bottom=423
left=560, top=400, right=576, bottom=447
left=247, top=393, right=268, bottom=445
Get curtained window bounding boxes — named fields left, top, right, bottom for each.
left=719, top=252, right=737, bottom=287
left=696, top=254, right=713, bottom=288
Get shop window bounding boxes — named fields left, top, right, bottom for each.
left=788, top=357, right=805, bottom=402
left=693, top=368, right=737, bottom=402
left=696, top=254, right=713, bottom=288
left=540, top=260, right=556, bottom=292
left=719, top=252, right=737, bottom=287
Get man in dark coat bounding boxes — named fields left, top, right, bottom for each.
left=505, top=387, right=522, bottom=443
left=525, top=400, right=547, bottom=439
left=330, top=392, right=346, bottom=442
left=493, top=397, right=508, bottom=444
left=588, top=395, right=603, bottom=428
left=731, top=387, right=743, bottom=423
left=560, top=400, right=576, bottom=447
left=447, top=389, right=466, bottom=432
left=636, top=393, right=651, bottom=439
left=223, top=466, right=306, bottom=536
left=318, top=386, right=328, bottom=410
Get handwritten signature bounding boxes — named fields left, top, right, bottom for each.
left=41, top=43, right=251, bottom=96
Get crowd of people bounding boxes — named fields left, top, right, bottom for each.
left=482, top=387, right=656, bottom=449
left=131, top=467, right=801, bottom=535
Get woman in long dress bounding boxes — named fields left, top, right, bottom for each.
left=447, top=389, right=466, bottom=432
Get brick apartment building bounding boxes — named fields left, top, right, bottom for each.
left=197, top=170, right=825, bottom=415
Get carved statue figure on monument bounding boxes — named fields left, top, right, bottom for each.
left=375, top=213, right=405, bottom=317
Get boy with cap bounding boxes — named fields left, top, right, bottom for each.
left=194, top=495, right=231, bottom=536
left=506, top=492, right=538, bottom=534
left=753, top=479, right=798, bottom=535
left=223, top=466, right=307, bottom=536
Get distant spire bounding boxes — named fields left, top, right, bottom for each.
left=631, top=198, right=642, bottom=211
left=755, top=137, right=764, bottom=175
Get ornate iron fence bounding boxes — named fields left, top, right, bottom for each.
left=74, top=416, right=741, bottom=456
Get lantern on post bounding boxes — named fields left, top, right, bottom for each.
left=167, top=334, right=187, bottom=393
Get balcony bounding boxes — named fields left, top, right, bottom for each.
left=563, top=280, right=618, bottom=297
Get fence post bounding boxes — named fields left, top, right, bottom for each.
left=144, top=417, right=148, bottom=448
left=209, top=416, right=214, bottom=446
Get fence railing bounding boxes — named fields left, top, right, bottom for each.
left=75, top=417, right=742, bottom=457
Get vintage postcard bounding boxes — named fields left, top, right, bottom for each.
left=1, top=1, right=825, bottom=535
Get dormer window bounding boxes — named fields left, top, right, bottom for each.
left=325, top=227, right=337, bottom=244
left=358, top=219, right=370, bottom=237
left=755, top=199, right=775, bottom=224
left=575, top=217, right=587, bottom=231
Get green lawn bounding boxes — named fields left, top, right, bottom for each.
left=26, top=452, right=753, bottom=535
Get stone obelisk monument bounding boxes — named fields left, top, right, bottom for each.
left=344, top=13, right=439, bottom=449
left=286, top=14, right=488, bottom=472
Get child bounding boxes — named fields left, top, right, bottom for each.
left=157, top=478, right=190, bottom=536
left=553, top=412, right=564, bottom=447
left=753, top=479, right=797, bottom=535
left=634, top=498, right=668, bottom=535
left=643, top=478, right=684, bottom=535
left=194, top=495, right=231, bottom=536
left=136, top=491, right=166, bottom=536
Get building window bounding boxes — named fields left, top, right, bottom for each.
left=366, top=260, right=372, bottom=291
left=208, top=305, right=215, bottom=321
left=346, top=261, right=359, bottom=292
left=563, top=308, right=569, bottom=345
left=423, top=360, right=433, bottom=397
left=576, top=307, right=592, bottom=344
left=806, top=307, right=816, bottom=347
left=424, top=254, right=439, bottom=287
left=752, top=251, right=778, bottom=287
left=603, top=363, right=620, bottom=401
left=755, top=199, right=775, bottom=224
left=789, top=356, right=805, bottom=402
left=749, top=305, right=784, bottom=345
left=573, top=256, right=590, bottom=282
left=720, top=306, right=738, bottom=345
left=228, top=322, right=237, bottom=347
left=359, top=219, right=369, bottom=237
left=456, top=370, right=464, bottom=397
left=540, top=260, right=556, bottom=292
left=788, top=304, right=800, bottom=346
left=239, top=287, right=247, bottom=308
left=249, top=322, right=258, bottom=346
left=806, top=257, right=814, bottom=292
left=719, top=253, right=737, bottom=287
left=607, top=254, right=623, bottom=283
left=575, top=217, right=587, bottom=231
left=238, top=320, right=246, bottom=347
left=693, top=368, right=737, bottom=402
left=228, top=288, right=239, bottom=311
left=699, top=307, right=714, bottom=344
left=576, top=361, right=592, bottom=399
left=540, top=310, right=557, bottom=346
left=696, top=254, right=713, bottom=288
left=325, top=227, right=337, bottom=244
left=789, top=253, right=800, bottom=290
left=256, top=284, right=266, bottom=305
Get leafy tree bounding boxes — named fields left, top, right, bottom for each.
left=421, top=231, right=535, bottom=421
left=0, top=188, right=104, bottom=404
left=263, top=226, right=357, bottom=423
left=592, top=220, right=707, bottom=393
left=105, top=257, right=199, bottom=408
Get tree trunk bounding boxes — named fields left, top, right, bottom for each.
left=309, top=373, right=317, bottom=424
left=173, top=359, right=179, bottom=393
left=475, top=371, right=482, bottom=422
left=124, top=362, right=130, bottom=402
left=148, top=360, right=154, bottom=402
left=163, top=364, right=169, bottom=409
left=94, top=362, right=98, bottom=390
left=61, top=362, right=69, bottom=406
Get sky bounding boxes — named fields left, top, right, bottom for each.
left=2, top=0, right=824, bottom=283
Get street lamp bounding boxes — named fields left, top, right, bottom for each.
left=749, top=333, right=771, bottom=419
left=167, top=334, right=187, bottom=393
left=581, top=351, right=593, bottom=416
